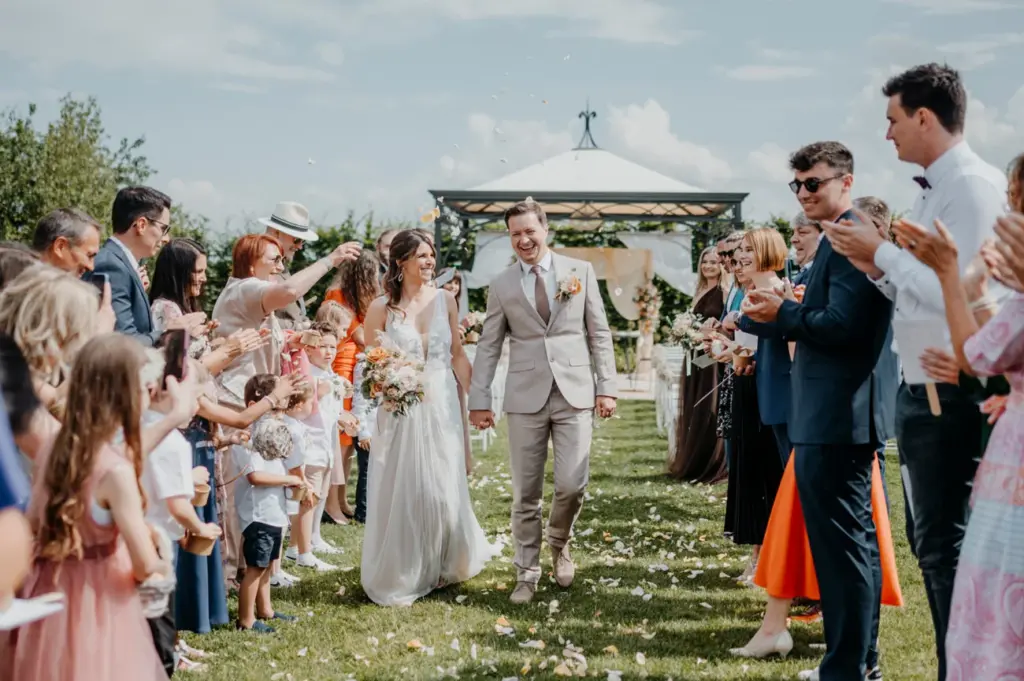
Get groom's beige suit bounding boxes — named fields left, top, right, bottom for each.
left=469, top=251, right=616, bottom=584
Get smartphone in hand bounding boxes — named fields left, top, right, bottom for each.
left=162, top=329, right=190, bottom=389
left=88, top=273, right=109, bottom=307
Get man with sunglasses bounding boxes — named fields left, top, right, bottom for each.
left=88, top=186, right=206, bottom=346
left=743, top=142, right=893, bottom=681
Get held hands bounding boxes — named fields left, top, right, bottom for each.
left=596, top=396, right=617, bottom=419
left=920, top=348, right=960, bottom=385
left=469, top=409, right=495, bottom=430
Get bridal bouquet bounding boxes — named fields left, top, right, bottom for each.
left=359, top=337, right=426, bottom=417
left=461, top=311, right=485, bottom=345
left=666, top=311, right=706, bottom=351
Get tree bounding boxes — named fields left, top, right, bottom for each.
left=0, top=96, right=152, bottom=241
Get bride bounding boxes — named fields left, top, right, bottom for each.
left=359, top=230, right=501, bottom=606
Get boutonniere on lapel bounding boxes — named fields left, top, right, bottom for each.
left=555, top=270, right=583, bottom=303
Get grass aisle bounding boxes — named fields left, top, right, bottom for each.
left=194, top=400, right=938, bottom=680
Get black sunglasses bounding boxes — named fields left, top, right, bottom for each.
left=718, top=247, right=735, bottom=257
left=788, top=174, right=845, bottom=194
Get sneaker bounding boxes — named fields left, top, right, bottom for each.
left=296, top=554, right=338, bottom=572
left=278, top=569, right=302, bottom=583
left=865, top=667, right=883, bottom=680
left=270, top=573, right=295, bottom=588
left=236, top=620, right=276, bottom=634
left=262, top=612, right=298, bottom=623
left=176, top=656, right=207, bottom=673
left=312, top=539, right=343, bottom=555
left=284, top=546, right=299, bottom=562
left=176, top=640, right=212, bottom=659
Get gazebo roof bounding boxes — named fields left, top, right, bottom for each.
left=429, top=104, right=745, bottom=226
left=471, top=148, right=705, bottom=194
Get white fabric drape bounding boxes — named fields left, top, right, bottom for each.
left=614, top=232, right=696, bottom=297
left=550, top=247, right=653, bottom=321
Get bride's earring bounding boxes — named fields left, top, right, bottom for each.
left=398, top=270, right=403, bottom=282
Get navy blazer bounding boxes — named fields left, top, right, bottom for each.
left=775, top=233, right=893, bottom=446
left=736, top=315, right=790, bottom=426
left=87, top=239, right=158, bottom=346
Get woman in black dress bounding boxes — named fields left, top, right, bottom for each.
left=720, top=235, right=785, bottom=579
left=669, top=247, right=726, bottom=482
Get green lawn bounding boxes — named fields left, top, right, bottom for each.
left=191, top=400, right=938, bottom=680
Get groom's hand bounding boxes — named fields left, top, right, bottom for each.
left=469, top=409, right=495, bottom=430
left=596, top=396, right=616, bottom=419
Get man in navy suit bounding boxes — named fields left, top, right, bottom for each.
left=743, top=142, right=893, bottom=681
left=88, top=186, right=205, bottom=345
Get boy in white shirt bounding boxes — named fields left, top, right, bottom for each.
left=292, top=322, right=358, bottom=556
left=278, top=384, right=331, bottom=571
left=234, top=415, right=304, bottom=633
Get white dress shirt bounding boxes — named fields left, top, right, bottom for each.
left=871, top=141, right=1008, bottom=320
left=520, top=250, right=556, bottom=311
left=110, top=236, right=145, bottom=287
left=139, top=410, right=195, bottom=541
left=233, top=439, right=289, bottom=531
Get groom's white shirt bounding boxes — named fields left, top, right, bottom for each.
left=520, top=251, right=556, bottom=308
left=469, top=251, right=616, bottom=415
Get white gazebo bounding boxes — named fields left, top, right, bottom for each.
left=428, top=105, right=747, bottom=379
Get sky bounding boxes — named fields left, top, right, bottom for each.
left=1, top=0, right=1022, bottom=234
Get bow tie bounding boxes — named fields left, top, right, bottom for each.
left=913, top=175, right=931, bottom=190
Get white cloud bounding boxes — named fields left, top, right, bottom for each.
left=605, top=100, right=734, bottom=186
left=166, top=179, right=229, bottom=224
left=0, top=0, right=334, bottom=83
left=724, top=65, right=817, bottom=81
left=210, top=82, right=268, bottom=95
left=314, top=42, right=346, bottom=67
left=937, top=32, right=1024, bottom=69
left=883, top=0, right=1019, bottom=13
left=746, top=143, right=792, bottom=183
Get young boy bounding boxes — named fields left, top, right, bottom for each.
left=140, top=352, right=221, bottom=672
left=234, top=376, right=304, bottom=633
left=278, top=383, right=334, bottom=571
left=293, top=322, right=358, bottom=555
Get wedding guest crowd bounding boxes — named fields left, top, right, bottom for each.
left=670, top=62, right=1024, bottom=681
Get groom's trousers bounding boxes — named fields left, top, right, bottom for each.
left=795, top=443, right=881, bottom=681
left=506, top=386, right=592, bottom=584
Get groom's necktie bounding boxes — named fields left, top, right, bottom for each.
left=531, top=265, right=551, bottom=324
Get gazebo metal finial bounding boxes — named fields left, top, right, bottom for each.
left=575, top=100, right=599, bottom=150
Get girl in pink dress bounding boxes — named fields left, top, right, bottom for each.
left=1, top=334, right=171, bottom=681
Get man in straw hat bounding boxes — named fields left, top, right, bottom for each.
left=259, top=201, right=321, bottom=330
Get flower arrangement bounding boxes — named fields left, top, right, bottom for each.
left=461, top=311, right=485, bottom=345
left=555, top=270, right=583, bottom=303
left=666, top=311, right=706, bottom=351
left=358, top=336, right=426, bottom=417
left=633, top=283, right=661, bottom=335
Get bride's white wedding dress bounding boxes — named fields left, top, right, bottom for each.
left=360, top=291, right=502, bottom=607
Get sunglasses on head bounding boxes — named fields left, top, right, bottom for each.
left=788, top=174, right=844, bottom=194
left=718, top=248, right=735, bottom=257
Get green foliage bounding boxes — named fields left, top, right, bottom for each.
left=0, top=96, right=152, bottom=241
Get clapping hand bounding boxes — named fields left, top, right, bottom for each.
left=981, top=241, right=1024, bottom=293
left=991, top=213, right=1024, bottom=292
left=164, top=372, right=203, bottom=427
left=820, top=209, right=885, bottom=276
left=980, top=394, right=1009, bottom=425
left=226, top=328, right=268, bottom=358
left=166, top=311, right=209, bottom=336
left=741, top=288, right=784, bottom=323
left=890, top=218, right=959, bottom=277
left=271, top=373, right=308, bottom=405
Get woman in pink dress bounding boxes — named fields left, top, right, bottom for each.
left=892, top=158, right=1024, bottom=681
left=1, top=334, right=177, bottom=681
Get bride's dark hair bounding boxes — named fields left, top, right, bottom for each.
left=384, top=230, right=436, bottom=314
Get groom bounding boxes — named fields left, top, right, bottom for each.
left=469, top=199, right=617, bottom=605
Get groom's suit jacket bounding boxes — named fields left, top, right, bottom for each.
left=468, top=253, right=617, bottom=415
left=775, top=229, right=893, bottom=446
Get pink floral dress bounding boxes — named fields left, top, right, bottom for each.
left=945, top=292, right=1024, bottom=681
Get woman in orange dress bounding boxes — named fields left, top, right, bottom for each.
left=322, top=250, right=381, bottom=521
left=729, top=286, right=903, bottom=667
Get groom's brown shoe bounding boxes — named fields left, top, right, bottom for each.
left=552, top=546, right=575, bottom=588
left=510, top=582, right=536, bottom=604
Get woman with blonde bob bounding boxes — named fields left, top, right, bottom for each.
left=0, top=266, right=116, bottom=411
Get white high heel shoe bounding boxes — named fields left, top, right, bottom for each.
left=729, top=629, right=794, bottom=659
